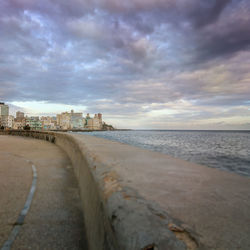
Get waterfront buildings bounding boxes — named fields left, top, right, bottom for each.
left=13, top=111, right=26, bottom=129
left=0, top=102, right=109, bottom=130
left=57, top=110, right=84, bottom=130
left=40, top=116, right=57, bottom=130
left=57, top=110, right=103, bottom=130
left=0, top=103, right=9, bottom=116
left=25, top=117, right=42, bottom=130
left=85, top=113, right=103, bottom=130
left=0, top=115, right=14, bottom=128
left=13, top=120, right=26, bottom=130
left=69, top=110, right=84, bottom=129
left=0, top=102, right=14, bottom=129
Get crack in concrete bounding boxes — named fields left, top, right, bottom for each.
left=1, top=165, right=37, bottom=250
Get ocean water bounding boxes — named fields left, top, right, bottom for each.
left=79, top=130, right=250, bottom=177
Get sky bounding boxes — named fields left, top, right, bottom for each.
left=0, top=0, right=250, bottom=129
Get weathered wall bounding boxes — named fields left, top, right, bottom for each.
left=0, top=130, right=186, bottom=250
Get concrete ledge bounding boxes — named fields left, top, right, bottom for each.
left=0, top=130, right=187, bottom=250
left=1, top=130, right=250, bottom=250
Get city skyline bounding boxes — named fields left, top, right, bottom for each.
left=0, top=102, right=108, bottom=130
left=1, top=0, right=250, bottom=129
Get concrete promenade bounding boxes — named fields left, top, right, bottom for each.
left=1, top=131, right=250, bottom=250
left=0, top=135, right=87, bottom=249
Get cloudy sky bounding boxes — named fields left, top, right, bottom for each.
left=1, top=0, right=250, bottom=129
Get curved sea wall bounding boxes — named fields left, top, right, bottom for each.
left=0, top=130, right=188, bottom=250
left=2, top=130, right=250, bottom=250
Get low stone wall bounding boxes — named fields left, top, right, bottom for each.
left=0, top=130, right=186, bottom=250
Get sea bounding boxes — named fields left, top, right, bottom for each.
left=78, top=130, right=250, bottom=177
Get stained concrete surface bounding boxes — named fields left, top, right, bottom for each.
left=0, top=135, right=87, bottom=250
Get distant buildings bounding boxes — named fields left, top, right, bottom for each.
left=40, top=116, right=57, bottom=130
left=25, top=117, right=42, bottom=130
left=13, top=119, right=25, bottom=130
left=0, top=102, right=14, bottom=129
left=57, top=110, right=84, bottom=130
left=0, top=103, right=9, bottom=116
left=16, top=111, right=24, bottom=119
left=57, top=110, right=103, bottom=130
left=0, top=102, right=112, bottom=131
left=85, top=113, right=102, bottom=130
left=13, top=111, right=26, bottom=129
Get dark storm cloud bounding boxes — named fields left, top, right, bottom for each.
left=194, top=1, right=250, bottom=61
left=186, top=0, right=232, bottom=28
left=0, top=0, right=250, bottom=128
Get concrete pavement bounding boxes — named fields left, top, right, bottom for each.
left=0, top=135, right=87, bottom=250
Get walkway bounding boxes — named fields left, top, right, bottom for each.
left=0, top=135, right=87, bottom=250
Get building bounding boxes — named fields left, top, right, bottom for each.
left=97, top=113, right=102, bottom=127
left=13, top=119, right=26, bottom=130
left=85, top=113, right=103, bottom=130
left=16, top=111, right=25, bottom=120
left=25, top=116, right=42, bottom=130
left=0, top=115, right=14, bottom=129
left=7, top=115, right=14, bottom=128
left=0, top=102, right=13, bottom=128
left=57, top=110, right=84, bottom=130
left=57, top=112, right=71, bottom=130
left=12, top=111, right=26, bottom=130
left=71, top=111, right=84, bottom=129
left=0, top=102, right=9, bottom=116
left=40, top=116, right=57, bottom=130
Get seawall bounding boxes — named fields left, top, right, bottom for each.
left=1, top=130, right=250, bottom=250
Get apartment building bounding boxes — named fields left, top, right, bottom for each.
left=85, top=113, right=103, bottom=130
left=0, top=102, right=13, bottom=128
left=16, top=111, right=25, bottom=120
left=25, top=116, right=42, bottom=130
left=57, top=110, right=83, bottom=130
left=0, top=102, right=9, bottom=116
left=40, top=116, right=57, bottom=130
